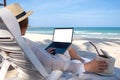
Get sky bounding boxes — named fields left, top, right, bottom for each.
left=1, top=0, right=120, bottom=27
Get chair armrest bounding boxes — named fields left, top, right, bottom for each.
left=0, top=60, right=11, bottom=80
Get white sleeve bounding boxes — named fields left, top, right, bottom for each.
left=69, top=60, right=85, bottom=75
left=25, top=38, right=85, bottom=74
left=76, top=63, right=85, bottom=75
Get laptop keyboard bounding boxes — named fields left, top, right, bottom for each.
left=55, top=48, right=66, bottom=54
left=53, top=42, right=70, bottom=48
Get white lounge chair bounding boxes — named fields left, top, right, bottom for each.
left=0, top=8, right=64, bottom=80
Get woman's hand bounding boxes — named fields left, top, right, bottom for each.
left=84, top=59, right=108, bottom=73
left=47, top=47, right=56, bottom=55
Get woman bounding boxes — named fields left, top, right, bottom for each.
left=5, top=3, right=108, bottom=79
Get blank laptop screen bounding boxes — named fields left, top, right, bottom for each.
left=53, top=28, right=73, bottom=43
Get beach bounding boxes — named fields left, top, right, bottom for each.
left=1, top=32, right=120, bottom=80
left=24, top=33, right=120, bottom=79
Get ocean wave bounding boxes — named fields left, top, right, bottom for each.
left=74, top=31, right=120, bottom=35
left=74, top=31, right=120, bottom=39
left=27, top=31, right=53, bottom=34
left=27, top=30, right=120, bottom=39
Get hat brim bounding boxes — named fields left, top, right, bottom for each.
left=18, top=10, right=33, bottom=22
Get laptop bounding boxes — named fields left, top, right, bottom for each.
left=45, top=28, right=74, bottom=55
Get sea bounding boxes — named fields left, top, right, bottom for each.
left=27, top=27, right=120, bottom=39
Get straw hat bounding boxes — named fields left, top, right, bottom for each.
left=5, top=3, right=33, bottom=22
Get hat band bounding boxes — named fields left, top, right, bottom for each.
left=16, top=11, right=26, bottom=19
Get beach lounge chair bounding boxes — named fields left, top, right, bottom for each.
left=1, top=7, right=119, bottom=80
left=0, top=8, right=64, bottom=80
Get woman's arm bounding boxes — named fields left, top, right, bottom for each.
left=68, top=46, right=85, bottom=63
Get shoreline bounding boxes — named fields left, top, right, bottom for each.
left=27, top=27, right=120, bottom=39
left=26, top=32, right=120, bottom=39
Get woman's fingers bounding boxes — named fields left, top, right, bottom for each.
left=95, top=60, right=108, bottom=73
left=98, top=60, right=108, bottom=69
left=47, top=47, right=56, bottom=54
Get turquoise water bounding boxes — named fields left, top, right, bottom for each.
left=27, top=27, right=120, bottom=39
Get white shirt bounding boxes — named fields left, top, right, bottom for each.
left=24, top=38, right=85, bottom=74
